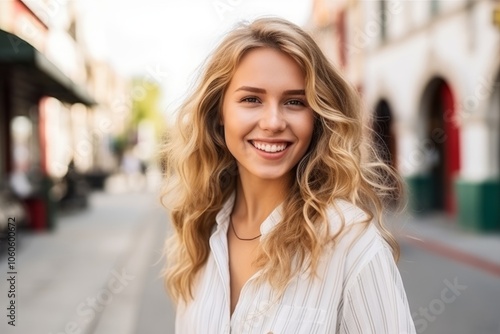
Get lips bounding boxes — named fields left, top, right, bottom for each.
left=250, top=140, right=290, bottom=153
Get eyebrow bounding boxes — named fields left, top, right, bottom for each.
left=234, top=86, right=305, bottom=96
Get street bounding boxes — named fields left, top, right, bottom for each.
left=1, top=189, right=499, bottom=334
left=0, top=189, right=175, bottom=334
left=399, top=241, right=500, bottom=334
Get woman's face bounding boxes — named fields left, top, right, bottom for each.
left=221, top=47, right=315, bottom=184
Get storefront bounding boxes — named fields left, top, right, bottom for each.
left=0, top=29, right=94, bottom=230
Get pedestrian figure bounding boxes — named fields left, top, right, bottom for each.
left=161, top=17, right=416, bottom=333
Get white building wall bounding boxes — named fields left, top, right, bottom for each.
left=345, top=0, right=364, bottom=86
left=363, top=0, right=500, bottom=181
left=410, top=1, right=430, bottom=29
left=440, top=0, right=469, bottom=14
left=386, top=0, right=406, bottom=40
left=313, top=24, right=341, bottom=67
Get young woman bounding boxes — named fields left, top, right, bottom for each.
left=161, top=17, right=416, bottom=334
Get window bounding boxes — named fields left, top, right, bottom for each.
left=431, top=0, right=440, bottom=16
left=380, top=0, right=387, bottom=41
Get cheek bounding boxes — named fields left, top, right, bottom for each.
left=223, top=115, right=242, bottom=139
left=223, top=107, right=256, bottom=136
left=223, top=114, right=248, bottom=150
left=294, top=113, right=315, bottom=144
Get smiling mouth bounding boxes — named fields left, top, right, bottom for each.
left=250, top=140, right=289, bottom=153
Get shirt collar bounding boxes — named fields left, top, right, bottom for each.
left=215, top=191, right=284, bottom=237
left=259, top=203, right=283, bottom=236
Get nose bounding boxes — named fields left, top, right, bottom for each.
left=259, top=103, right=286, bottom=132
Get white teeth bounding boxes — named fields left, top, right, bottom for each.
left=252, top=141, right=287, bottom=153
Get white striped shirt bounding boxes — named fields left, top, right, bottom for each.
left=175, top=193, right=416, bottom=333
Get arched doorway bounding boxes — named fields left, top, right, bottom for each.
left=373, top=99, right=397, bottom=169
left=420, top=78, right=460, bottom=215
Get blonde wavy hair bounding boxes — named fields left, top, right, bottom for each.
left=160, top=17, right=404, bottom=303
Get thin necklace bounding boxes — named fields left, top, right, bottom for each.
left=230, top=218, right=261, bottom=241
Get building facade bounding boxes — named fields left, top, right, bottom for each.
left=308, top=0, right=500, bottom=231
left=0, top=0, right=132, bottom=230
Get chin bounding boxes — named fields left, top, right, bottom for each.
left=251, top=169, right=292, bottom=182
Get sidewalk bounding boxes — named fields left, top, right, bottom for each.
left=0, top=189, right=174, bottom=334
left=390, top=211, right=500, bottom=276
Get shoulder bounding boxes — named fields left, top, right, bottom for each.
left=325, top=199, right=370, bottom=229
left=324, top=199, right=374, bottom=242
left=324, top=200, right=393, bottom=282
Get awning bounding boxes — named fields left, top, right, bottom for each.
left=0, top=29, right=95, bottom=106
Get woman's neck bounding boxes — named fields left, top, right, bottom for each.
left=232, top=172, right=290, bottom=229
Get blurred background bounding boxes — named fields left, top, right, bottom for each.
left=0, top=0, right=499, bottom=333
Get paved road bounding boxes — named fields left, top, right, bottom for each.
left=134, top=209, right=176, bottom=334
left=0, top=190, right=175, bottom=334
left=399, top=240, right=500, bottom=334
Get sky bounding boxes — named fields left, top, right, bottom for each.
left=78, top=0, right=313, bottom=116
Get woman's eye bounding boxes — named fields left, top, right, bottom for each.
left=285, top=99, right=306, bottom=106
left=241, top=97, right=260, bottom=103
